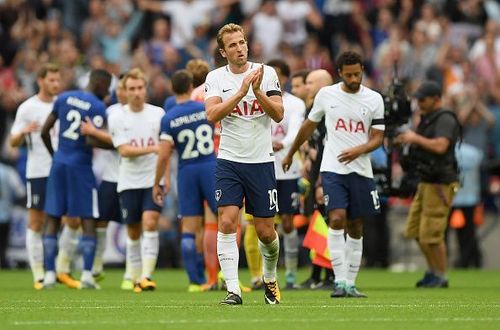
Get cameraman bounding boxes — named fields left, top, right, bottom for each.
left=395, top=81, right=460, bottom=288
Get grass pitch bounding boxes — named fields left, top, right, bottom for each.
left=0, top=268, right=499, bottom=330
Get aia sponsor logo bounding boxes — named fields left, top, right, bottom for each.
left=335, top=118, right=366, bottom=133
left=130, top=137, right=156, bottom=147
left=230, top=100, right=264, bottom=117
left=272, top=124, right=285, bottom=137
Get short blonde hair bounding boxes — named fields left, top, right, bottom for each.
left=216, top=23, right=246, bottom=50
left=186, top=59, right=210, bottom=87
left=37, top=63, right=60, bottom=79
left=123, top=68, right=147, bottom=88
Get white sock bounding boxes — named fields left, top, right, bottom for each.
left=345, top=235, right=363, bottom=286
left=217, top=232, right=240, bottom=296
left=283, top=229, right=298, bottom=280
left=126, top=238, right=142, bottom=282
left=258, top=233, right=279, bottom=283
left=56, top=226, right=79, bottom=274
left=80, top=270, right=94, bottom=284
left=92, top=227, right=107, bottom=275
left=44, top=270, right=56, bottom=285
left=328, top=228, right=346, bottom=284
left=141, top=231, right=159, bottom=279
left=26, top=229, right=44, bottom=282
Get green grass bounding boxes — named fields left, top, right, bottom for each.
left=0, top=269, right=499, bottom=330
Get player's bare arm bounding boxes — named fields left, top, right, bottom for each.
left=153, top=140, right=173, bottom=206
left=337, top=128, right=384, bottom=164
left=205, top=70, right=257, bottom=123
left=117, top=143, right=159, bottom=158
left=41, top=112, right=57, bottom=156
left=252, top=65, right=284, bottom=123
left=81, top=116, right=114, bottom=149
left=9, top=121, right=39, bottom=147
left=282, top=119, right=318, bottom=172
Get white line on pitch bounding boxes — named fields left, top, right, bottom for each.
left=9, top=317, right=500, bottom=326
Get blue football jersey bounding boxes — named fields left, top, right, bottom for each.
left=163, top=95, right=176, bottom=112
left=52, top=90, right=106, bottom=166
left=160, top=100, right=216, bottom=168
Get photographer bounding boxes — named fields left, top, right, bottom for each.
left=395, top=81, right=460, bottom=289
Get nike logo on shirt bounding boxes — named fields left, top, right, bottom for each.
left=222, top=88, right=233, bottom=93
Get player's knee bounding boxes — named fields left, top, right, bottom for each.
left=218, top=217, right=237, bottom=234
left=142, top=216, right=158, bottom=232
left=255, top=223, right=276, bottom=244
left=64, top=217, right=80, bottom=229
left=80, top=221, right=93, bottom=236
left=346, top=220, right=363, bottom=238
left=256, top=229, right=276, bottom=244
left=28, top=218, right=44, bottom=232
left=43, top=215, right=61, bottom=235
left=329, top=217, right=345, bottom=230
left=127, top=224, right=141, bottom=240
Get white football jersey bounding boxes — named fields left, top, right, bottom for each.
left=308, top=83, right=385, bottom=178
left=10, top=95, right=57, bottom=179
left=108, top=103, right=164, bottom=192
left=272, top=92, right=305, bottom=180
left=93, top=103, right=123, bottom=183
left=204, top=62, right=281, bottom=163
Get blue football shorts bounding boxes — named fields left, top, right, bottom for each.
left=119, top=187, right=162, bottom=224
left=178, top=161, right=217, bottom=217
left=215, top=159, right=277, bottom=218
left=44, top=162, right=99, bottom=219
left=321, top=171, right=380, bottom=219
left=98, top=180, right=121, bottom=222
left=26, top=177, right=47, bottom=211
left=276, top=178, right=300, bottom=215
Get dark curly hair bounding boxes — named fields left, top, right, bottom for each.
left=336, top=51, right=363, bottom=71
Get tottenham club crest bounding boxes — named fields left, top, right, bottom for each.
left=205, top=83, right=210, bottom=93
left=324, top=194, right=329, bottom=206
left=121, top=208, right=128, bottom=220
left=215, top=189, right=222, bottom=201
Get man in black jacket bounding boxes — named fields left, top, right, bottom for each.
left=395, top=81, right=460, bottom=288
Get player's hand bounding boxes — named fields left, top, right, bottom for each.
left=282, top=154, right=293, bottom=173
left=272, top=141, right=284, bottom=152
left=22, top=121, right=39, bottom=134
left=152, top=184, right=165, bottom=206
left=251, top=64, right=264, bottom=93
left=240, top=70, right=258, bottom=95
left=337, top=146, right=363, bottom=164
left=80, top=116, right=97, bottom=136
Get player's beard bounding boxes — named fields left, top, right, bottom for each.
left=48, top=87, right=59, bottom=97
left=344, top=81, right=361, bottom=93
left=234, top=53, right=247, bottom=67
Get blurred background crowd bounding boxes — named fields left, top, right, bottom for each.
left=1, top=0, right=500, bottom=271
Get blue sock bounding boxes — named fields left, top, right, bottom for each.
left=80, top=236, right=96, bottom=271
left=181, top=233, right=199, bottom=284
left=43, top=235, right=58, bottom=271
left=196, top=252, right=206, bottom=284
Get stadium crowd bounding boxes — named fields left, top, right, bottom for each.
left=1, top=0, right=500, bottom=294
